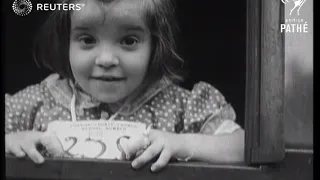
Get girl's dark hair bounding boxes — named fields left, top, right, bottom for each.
left=33, top=0, right=185, bottom=84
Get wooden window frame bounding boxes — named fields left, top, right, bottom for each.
left=5, top=151, right=312, bottom=180
left=6, top=0, right=313, bottom=180
left=245, top=0, right=285, bottom=164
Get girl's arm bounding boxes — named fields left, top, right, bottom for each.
left=5, top=84, right=44, bottom=133
left=131, top=127, right=244, bottom=172
left=5, top=84, right=47, bottom=163
left=176, top=129, right=244, bottom=163
left=131, top=82, right=244, bottom=171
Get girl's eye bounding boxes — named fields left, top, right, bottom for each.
left=79, top=35, right=96, bottom=46
left=120, top=36, right=139, bottom=47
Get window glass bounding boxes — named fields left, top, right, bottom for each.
left=284, top=0, right=313, bottom=148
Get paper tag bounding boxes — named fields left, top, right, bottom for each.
left=46, top=120, right=146, bottom=160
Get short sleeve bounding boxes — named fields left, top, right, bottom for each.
left=5, top=84, right=45, bottom=134
left=180, top=82, right=241, bottom=134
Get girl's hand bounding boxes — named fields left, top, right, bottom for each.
left=40, top=133, right=65, bottom=157
left=131, top=130, right=187, bottom=172
left=118, top=135, right=150, bottom=160
left=5, top=131, right=45, bottom=164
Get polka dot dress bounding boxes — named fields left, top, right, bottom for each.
left=5, top=74, right=239, bottom=135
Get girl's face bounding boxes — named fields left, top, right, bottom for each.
left=69, top=0, right=152, bottom=104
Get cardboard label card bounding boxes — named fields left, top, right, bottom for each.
left=46, top=120, right=147, bottom=160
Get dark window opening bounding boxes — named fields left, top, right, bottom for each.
left=176, top=0, right=247, bottom=127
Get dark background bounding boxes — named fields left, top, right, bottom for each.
left=2, top=0, right=246, bottom=127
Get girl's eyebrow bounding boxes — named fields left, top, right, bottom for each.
left=71, top=24, right=147, bottom=33
left=71, top=26, right=91, bottom=31
left=119, top=24, right=147, bottom=33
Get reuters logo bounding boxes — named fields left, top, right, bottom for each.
left=12, top=0, right=33, bottom=16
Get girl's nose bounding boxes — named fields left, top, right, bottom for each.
left=95, top=49, right=119, bottom=68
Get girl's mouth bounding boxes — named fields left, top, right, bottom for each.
left=92, top=76, right=127, bottom=82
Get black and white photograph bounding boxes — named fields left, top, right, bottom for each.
left=3, top=0, right=313, bottom=179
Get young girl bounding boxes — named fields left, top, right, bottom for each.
left=5, top=0, right=244, bottom=172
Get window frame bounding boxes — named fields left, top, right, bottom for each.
left=245, top=0, right=286, bottom=164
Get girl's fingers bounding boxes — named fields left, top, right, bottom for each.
left=21, top=144, right=44, bottom=164
left=39, top=135, right=64, bottom=157
left=6, top=145, right=26, bottom=157
left=132, top=142, right=163, bottom=169
left=151, top=148, right=172, bottom=172
left=135, top=149, right=144, bottom=158
left=125, top=135, right=150, bottom=160
left=120, top=138, right=137, bottom=160
left=5, top=135, right=26, bottom=157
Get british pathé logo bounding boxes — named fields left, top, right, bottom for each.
left=280, top=0, right=309, bottom=33
left=281, top=0, right=306, bottom=16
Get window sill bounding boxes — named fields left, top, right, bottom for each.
left=6, top=154, right=262, bottom=180
left=6, top=150, right=312, bottom=180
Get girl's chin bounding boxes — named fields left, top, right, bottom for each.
left=97, top=96, right=126, bottom=104
left=94, top=93, right=128, bottom=104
